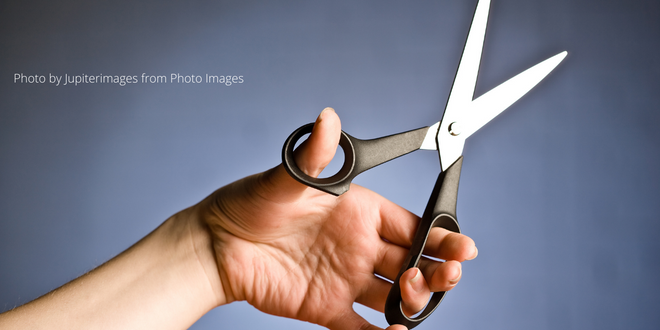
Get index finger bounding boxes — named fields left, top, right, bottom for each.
left=377, top=199, right=477, bottom=262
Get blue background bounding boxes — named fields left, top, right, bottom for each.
left=1, top=0, right=659, bottom=329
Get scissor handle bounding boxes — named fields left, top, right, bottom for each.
left=384, top=156, right=463, bottom=329
left=282, top=123, right=430, bottom=196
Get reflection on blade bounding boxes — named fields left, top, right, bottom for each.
left=461, top=51, right=568, bottom=139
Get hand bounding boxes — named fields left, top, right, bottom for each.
left=0, top=108, right=477, bottom=330
left=196, top=108, right=478, bottom=329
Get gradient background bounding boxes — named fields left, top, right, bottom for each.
left=1, top=0, right=659, bottom=329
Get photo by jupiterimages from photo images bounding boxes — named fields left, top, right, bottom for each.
left=13, top=72, right=244, bottom=86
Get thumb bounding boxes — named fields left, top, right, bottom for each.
left=260, top=108, right=341, bottom=198
left=293, top=107, right=341, bottom=177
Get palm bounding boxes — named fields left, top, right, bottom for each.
left=203, top=168, right=392, bottom=328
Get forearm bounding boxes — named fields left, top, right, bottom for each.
left=0, top=206, right=225, bottom=329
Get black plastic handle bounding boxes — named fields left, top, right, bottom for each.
left=282, top=123, right=430, bottom=196
left=384, top=156, right=463, bottom=329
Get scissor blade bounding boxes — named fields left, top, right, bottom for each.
left=435, top=0, right=491, bottom=171
left=442, top=0, right=491, bottom=121
left=461, top=51, right=568, bottom=139
left=420, top=122, right=440, bottom=150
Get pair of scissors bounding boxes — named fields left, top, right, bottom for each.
left=282, top=0, right=567, bottom=328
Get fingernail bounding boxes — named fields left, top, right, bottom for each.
left=467, top=246, right=478, bottom=261
left=316, top=107, right=335, bottom=123
left=449, top=265, right=462, bottom=285
left=409, top=268, right=424, bottom=292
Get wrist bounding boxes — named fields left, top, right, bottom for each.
left=172, top=205, right=227, bottom=308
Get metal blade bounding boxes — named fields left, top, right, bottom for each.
left=420, top=122, right=440, bottom=150
left=436, top=0, right=491, bottom=171
left=441, top=0, right=491, bottom=124
left=460, top=51, right=568, bottom=139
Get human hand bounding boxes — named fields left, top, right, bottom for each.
left=196, top=108, right=478, bottom=329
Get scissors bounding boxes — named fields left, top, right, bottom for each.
left=281, top=0, right=566, bottom=328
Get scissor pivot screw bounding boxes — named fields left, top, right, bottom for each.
left=448, top=122, right=462, bottom=136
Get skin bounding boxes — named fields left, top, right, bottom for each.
left=0, top=108, right=477, bottom=330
